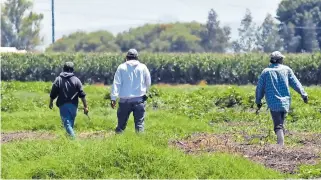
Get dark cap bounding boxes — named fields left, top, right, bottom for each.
left=63, top=62, right=74, bottom=72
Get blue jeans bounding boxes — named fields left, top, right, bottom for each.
left=59, top=103, right=77, bottom=137
left=116, top=98, right=146, bottom=133
left=270, top=111, right=286, bottom=133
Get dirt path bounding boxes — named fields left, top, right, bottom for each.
left=1, top=131, right=113, bottom=143
left=170, top=133, right=321, bottom=174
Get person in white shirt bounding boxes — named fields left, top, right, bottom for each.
left=110, top=49, right=151, bottom=133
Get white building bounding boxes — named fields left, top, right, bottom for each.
left=0, top=47, right=27, bottom=53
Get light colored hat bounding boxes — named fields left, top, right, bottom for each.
left=270, top=51, right=285, bottom=59
left=127, top=49, right=138, bottom=57
left=64, top=62, right=74, bottom=69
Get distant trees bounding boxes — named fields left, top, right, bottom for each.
left=1, top=0, right=44, bottom=50
left=46, top=0, right=321, bottom=53
left=46, top=9, right=232, bottom=53
left=46, top=31, right=120, bottom=52
left=255, top=14, right=283, bottom=53
left=277, top=0, right=321, bottom=52
left=115, top=22, right=205, bottom=53
left=46, top=21, right=231, bottom=53
left=201, top=9, right=231, bottom=52
left=232, top=9, right=257, bottom=53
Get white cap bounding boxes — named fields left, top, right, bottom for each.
left=270, top=51, right=285, bottom=59
left=127, top=49, right=138, bottom=57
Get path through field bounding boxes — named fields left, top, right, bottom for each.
left=1, top=131, right=114, bottom=143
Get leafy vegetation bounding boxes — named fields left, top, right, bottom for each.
left=1, top=0, right=43, bottom=50
left=277, top=0, right=321, bottom=52
left=45, top=31, right=120, bottom=53
left=2, top=53, right=321, bottom=85
left=1, top=82, right=321, bottom=178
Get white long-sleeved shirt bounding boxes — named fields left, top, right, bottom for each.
left=111, top=60, right=151, bottom=101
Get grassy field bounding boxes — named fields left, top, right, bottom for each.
left=1, top=81, right=321, bottom=179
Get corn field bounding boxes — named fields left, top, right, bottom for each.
left=1, top=53, right=321, bottom=85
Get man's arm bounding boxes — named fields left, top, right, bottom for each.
left=49, top=77, right=59, bottom=109
left=288, top=69, right=308, bottom=102
left=255, top=72, right=265, bottom=106
left=77, top=79, right=88, bottom=113
left=81, top=97, right=88, bottom=113
left=110, top=66, right=122, bottom=108
left=49, top=98, right=54, bottom=109
left=81, top=97, right=87, bottom=107
left=144, top=65, right=151, bottom=91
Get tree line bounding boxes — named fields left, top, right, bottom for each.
left=1, top=0, right=321, bottom=53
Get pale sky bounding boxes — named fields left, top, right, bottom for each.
left=31, top=0, right=282, bottom=50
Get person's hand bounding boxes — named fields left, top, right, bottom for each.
left=111, top=100, right=116, bottom=109
left=142, top=95, right=148, bottom=102
left=302, top=96, right=308, bottom=104
left=84, top=107, right=89, bottom=115
left=257, top=103, right=262, bottom=109
left=49, top=102, right=53, bottom=109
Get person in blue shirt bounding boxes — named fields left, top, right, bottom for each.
left=110, top=49, right=151, bottom=133
left=255, top=51, right=308, bottom=146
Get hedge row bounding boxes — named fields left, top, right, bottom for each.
left=1, top=53, right=321, bottom=85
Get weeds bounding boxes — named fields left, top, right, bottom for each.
left=1, top=82, right=321, bottom=178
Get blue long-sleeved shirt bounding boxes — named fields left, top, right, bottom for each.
left=255, top=64, right=307, bottom=112
left=111, top=60, right=151, bottom=101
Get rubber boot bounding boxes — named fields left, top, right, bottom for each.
left=276, top=129, right=284, bottom=146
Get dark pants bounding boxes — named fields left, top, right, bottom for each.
left=115, top=100, right=146, bottom=133
left=59, top=103, right=77, bottom=137
left=270, top=111, right=286, bottom=133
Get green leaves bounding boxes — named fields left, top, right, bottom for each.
left=1, top=0, right=43, bottom=50
left=277, top=0, right=321, bottom=52
left=2, top=53, right=321, bottom=85
left=46, top=31, right=120, bottom=53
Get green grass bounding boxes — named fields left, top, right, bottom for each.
left=2, top=135, right=284, bottom=179
left=1, top=81, right=321, bottom=178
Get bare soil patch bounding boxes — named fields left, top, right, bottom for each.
left=287, top=131, right=321, bottom=147
left=170, top=133, right=321, bottom=174
left=1, top=131, right=113, bottom=143
left=1, top=131, right=55, bottom=143
left=78, top=130, right=112, bottom=139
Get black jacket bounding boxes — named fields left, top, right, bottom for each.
left=50, top=72, right=86, bottom=107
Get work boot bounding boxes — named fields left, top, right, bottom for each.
left=276, top=129, right=284, bottom=146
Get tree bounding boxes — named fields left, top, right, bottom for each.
left=1, top=0, right=44, bottom=50
left=158, top=23, right=204, bottom=52
left=255, top=14, right=283, bottom=52
left=301, top=13, right=320, bottom=52
left=115, top=22, right=206, bottom=53
left=115, top=24, right=161, bottom=52
left=167, top=31, right=203, bottom=52
left=233, top=9, right=257, bottom=52
left=279, top=22, right=301, bottom=52
left=201, top=9, right=231, bottom=52
left=47, top=23, right=207, bottom=53
left=46, top=31, right=120, bottom=52
left=277, top=0, right=321, bottom=52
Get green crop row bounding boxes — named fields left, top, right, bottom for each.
left=1, top=53, right=321, bottom=85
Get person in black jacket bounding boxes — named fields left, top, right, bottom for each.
left=49, top=62, right=88, bottom=138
